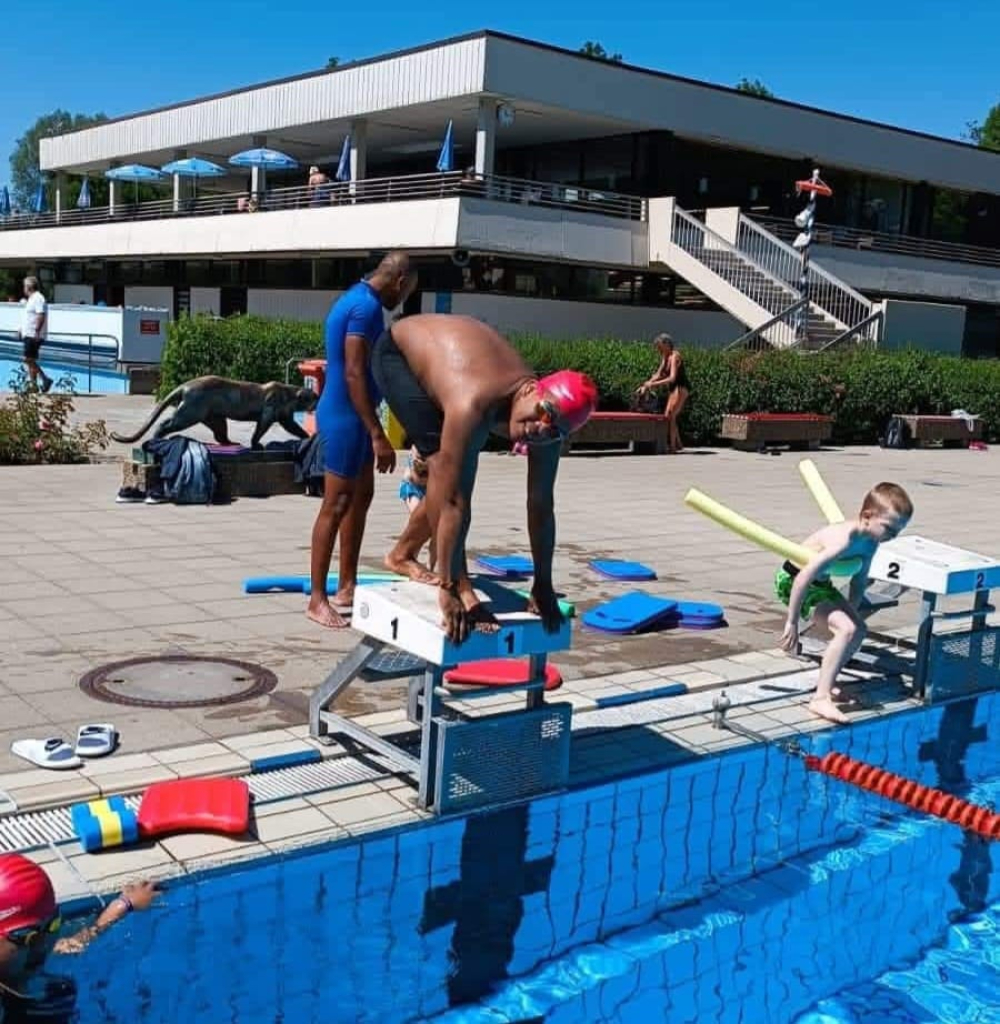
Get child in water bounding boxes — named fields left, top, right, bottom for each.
left=776, top=482, right=913, bottom=724
left=398, top=446, right=435, bottom=570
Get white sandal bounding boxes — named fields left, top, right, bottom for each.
left=75, top=724, right=118, bottom=759
left=11, top=738, right=82, bottom=771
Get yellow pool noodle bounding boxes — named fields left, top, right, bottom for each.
left=798, top=459, right=845, bottom=524
left=684, top=488, right=861, bottom=577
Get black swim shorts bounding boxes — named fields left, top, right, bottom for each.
left=371, top=328, right=444, bottom=458
left=22, top=336, right=42, bottom=360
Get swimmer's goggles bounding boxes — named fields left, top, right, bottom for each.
left=535, top=399, right=568, bottom=441
left=4, top=915, right=61, bottom=949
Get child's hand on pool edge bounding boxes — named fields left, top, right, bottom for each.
left=119, top=880, right=160, bottom=912
left=779, top=620, right=799, bottom=653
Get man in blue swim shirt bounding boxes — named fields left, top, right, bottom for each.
left=307, top=251, right=417, bottom=629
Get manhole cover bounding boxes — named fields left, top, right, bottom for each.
left=80, top=655, right=277, bottom=709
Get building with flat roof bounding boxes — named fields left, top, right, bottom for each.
left=2, top=30, right=999, bottom=356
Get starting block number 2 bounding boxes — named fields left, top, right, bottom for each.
left=388, top=616, right=520, bottom=654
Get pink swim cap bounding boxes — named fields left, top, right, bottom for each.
left=0, top=854, right=56, bottom=938
left=537, top=370, right=598, bottom=434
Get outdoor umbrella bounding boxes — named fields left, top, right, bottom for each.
left=0, top=185, right=10, bottom=217
left=105, top=164, right=166, bottom=206
left=335, top=136, right=351, bottom=183
left=77, top=176, right=91, bottom=209
left=436, top=121, right=455, bottom=173
left=32, top=181, right=46, bottom=214
left=161, top=157, right=226, bottom=200
left=228, top=148, right=299, bottom=171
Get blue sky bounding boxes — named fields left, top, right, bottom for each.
left=3, top=0, right=997, bottom=190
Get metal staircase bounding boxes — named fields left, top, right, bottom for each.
left=648, top=198, right=881, bottom=351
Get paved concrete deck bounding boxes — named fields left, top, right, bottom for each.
left=2, top=392, right=998, bottom=890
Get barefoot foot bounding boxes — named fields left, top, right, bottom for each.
left=808, top=696, right=850, bottom=725
left=384, top=552, right=440, bottom=585
left=331, top=588, right=354, bottom=615
left=306, top=599, right=350, bottom=629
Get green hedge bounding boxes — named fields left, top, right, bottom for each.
left=159, top=314, right=323, bottom=396
left=158, top=315, right=1000, bottom=445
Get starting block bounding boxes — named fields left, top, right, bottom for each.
left=801, top=535, right=1000, bottom=702
left=309, top=579, right=573, bottom=814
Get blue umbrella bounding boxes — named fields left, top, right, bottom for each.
left=32, top=180, right=47, bottom=214
left=105, top=163, right=165, bottom=205
left=436, top=121, right=454, bottom=173
left=228, top=147, right=299, bottom=170
left=335, top=136, right=351, bottom=183
left=161, top=157, right=226, bottom=177
left=0, top=185, right=10, bottom=217
left=77, top=176, right=91, bottom=209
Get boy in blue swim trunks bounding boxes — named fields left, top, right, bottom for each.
left=399, top=446, right=435, bottom=570
left=776, top=482, right=912, bottom=724
left=307, top=252, right=417, bottom=629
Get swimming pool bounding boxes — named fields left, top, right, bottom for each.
left=56, top=691, right=999, bottom=1022
left=0, top=349, right=128, bottom=395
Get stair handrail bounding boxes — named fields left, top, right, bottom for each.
left=670, top=204, right=803, bottom=303
left=736, top=213, right=874, bottom=331
left=724, top=298, right=809, bottom=351
left=809, top=307, right=884, bottom=354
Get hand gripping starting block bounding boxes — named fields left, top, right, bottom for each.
left=308, top=579, right=573, bottom=814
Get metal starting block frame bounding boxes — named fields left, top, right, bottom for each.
left=800, top=535, right=1000, bottom=703
left=308, top=580, right=573, bottom=814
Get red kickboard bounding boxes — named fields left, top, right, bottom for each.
left=137, top=777, right=251, bottom=840
left=444, top=659, right=563, bottom=692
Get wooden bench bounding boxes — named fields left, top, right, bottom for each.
left=563, top=411, right=670, bottom=455
left=891, top=414, right=984, bottom=448
left=721, top=413, right=834, bottom=451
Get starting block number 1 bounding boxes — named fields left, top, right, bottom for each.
left=387, top=616, right=520, bottom=655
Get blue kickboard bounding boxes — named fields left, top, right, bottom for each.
left=672, top=600, right=726, bottom=623
left=582, top=592, right=677, bottom=634
left=474, top=555, right=535, bottom=577
left=590, top=559, right=658, bottom=582
left=244, top=573, right=399, bottom=595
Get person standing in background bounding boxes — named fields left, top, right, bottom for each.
left=19, top=277, right=52, bottom=393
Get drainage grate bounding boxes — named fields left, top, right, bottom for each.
left=80, top=655, right=277, bottom=709
left=0, top=755, right=393, bottom=855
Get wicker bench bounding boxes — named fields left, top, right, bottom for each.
left=563, top=411, right=670, bottom=455
left=721, top=413, right=834, bottom=451
left=891, top=414, right=984, bottom=448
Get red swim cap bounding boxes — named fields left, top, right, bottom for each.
left=0, top=855, right=56, bottom=938
left=537, top=370, right=598, bottom=434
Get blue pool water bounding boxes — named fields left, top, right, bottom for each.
left=49, top=692, right=1000, bottom=1022
left=1, top=353, right=128, bottom=395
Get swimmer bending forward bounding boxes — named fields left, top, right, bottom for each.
left=372, top=314, right=598, bottom=644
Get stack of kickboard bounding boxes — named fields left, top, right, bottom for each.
left=582, top=560, right=726, bottom=634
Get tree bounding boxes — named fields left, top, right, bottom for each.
left=966, top=101, right=1000, bottom=151
left=9, top=110, right=108, bottom=209
left=579, top=41, right=623, bottom=63
left=326, top=56, right=340, bottom=69
left=736, top=77, right=774, bottom=98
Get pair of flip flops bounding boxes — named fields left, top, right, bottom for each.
left=11, top=725, right=118, bottom=771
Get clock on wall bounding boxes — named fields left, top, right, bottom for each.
left=497, top=104, right=516, bottom=128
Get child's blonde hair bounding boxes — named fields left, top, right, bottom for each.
left=861, top=482, right=913, bottom=519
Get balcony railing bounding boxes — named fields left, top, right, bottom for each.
left=754, top=215, right=1000, bottom=271
left=0, top=172, right=646, bottom=233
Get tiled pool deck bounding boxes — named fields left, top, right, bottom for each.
left=2, top=395, right=998, bottom=898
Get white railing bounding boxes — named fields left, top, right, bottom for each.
left=736, top=213, right=876, bottom=340
left=725, top=298, right=809, bottom=352
left=670, top=205, right=800, bottom=314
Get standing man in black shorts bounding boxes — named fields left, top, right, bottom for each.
left=19, top=277, right=53, bottom=393
left=372, top=314, right=598, bottom=644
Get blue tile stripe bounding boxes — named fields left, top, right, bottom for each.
left=250, top=749, right=322, bottom=773
left=594, top=684, right=689, bottom=708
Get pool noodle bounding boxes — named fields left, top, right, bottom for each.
left=798, top=459, right=845, bottom=524
left=684, top=488, right=861, bottom=577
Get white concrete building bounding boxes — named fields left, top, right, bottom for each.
left=1, top=30, right=999, bottom=355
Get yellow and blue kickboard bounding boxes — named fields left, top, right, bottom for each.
left=71, top=796, right=140, bottom=852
